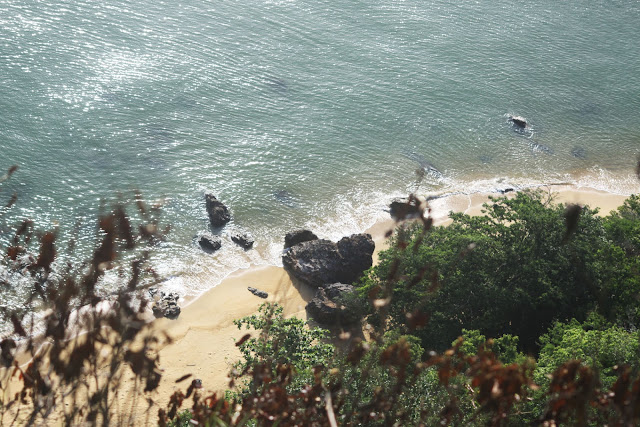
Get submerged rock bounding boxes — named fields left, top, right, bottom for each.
left=402, top=151, right=442, bottom=177
left=273, top=190, right=298, bottom=208
left=479, top=154, right=493, bottom=164
left=284, top=229, right=318, bottom=249
left=571, top=146, right=587, bottom=159
left=198, top=233, right=222, bottom=253
left=205, top=193, right=231, bottom=228
left=531, top=142, right=554, bottom=155
left=282, top=233, right=374, bottom=288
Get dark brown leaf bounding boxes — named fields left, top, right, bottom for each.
left=10, top=314, right=26, bottom=337
left=562, top=204, right=582, bottom=244
left=175, top=374, right=192, bottom=383
left=236, top=333, right=251, bottom=347
left=34, top=232, right=56, bottom=272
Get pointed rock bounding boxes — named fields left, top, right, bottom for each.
left=205, top=193, right=231, bottom=228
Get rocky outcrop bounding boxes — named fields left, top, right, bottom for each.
left=205, top=193, right=231, bottom=228
left=149, top=289, right=181, bottom=319
left=248, top=287, right=268, bottom=299
left=508, top=115, right=527, bottom=128
left=306, top=283, right=357, bottom=325
left=231, top=232, right=254, bottom=250
left=282, top=233, right=374, bottom=288
left=198, top=233, right=222, bottom=253
left=284, top=229, right=318, bottom=249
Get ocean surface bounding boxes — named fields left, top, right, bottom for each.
left=1, top=0, right=639, bottom=306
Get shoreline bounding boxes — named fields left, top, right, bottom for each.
left=146, top=168, right=640, bottom=306
left=5, top=184, right=634, bottom=423
left=140, top=184, right=631, bottom=405
left=173, top=178, right=638, bottom=311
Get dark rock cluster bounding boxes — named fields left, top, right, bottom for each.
left=198, top=193, right=255, bottom=253
left=282, top=232, right=374, bottom=324
left=389, top=197, right=423, bottom=221
left=149, top=288, right=181, bottom=319
left=508, top=115, right=527, bottom=128
left=282, top=233, right=374, bottom=288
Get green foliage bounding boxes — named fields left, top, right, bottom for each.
left=166, top=409, right=193, bottom=427
left=604, top=194, right=640, bottom=255
left=329, top=330, right=482, bottom=426
left=536, top=317, right=640, bottom=388
left=458, top=329, right=525, bottom=365
left=360, top=190, right=640, bottom=353
left=231, top=303, right=334, bottom=395
left=598, top=198, right=640, bottom=325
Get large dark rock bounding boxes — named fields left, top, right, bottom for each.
left=231, top=232, right=254, bottom=250
left=282, top=233, right=374, bottom=288
left=336, top=234, right=376, bottom=278
left=198, top=233, right=222, bottom=253
left=149, top=289, right=181, bottom=319
left=306, top=283, right=357, bottom=325
left=205, top=193, right=231, bottom=228
left=284, top=229, right=318, bottom=249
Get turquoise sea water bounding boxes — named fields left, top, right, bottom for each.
left=1, top=0, right=639, bottom=301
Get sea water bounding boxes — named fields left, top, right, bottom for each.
left=1, top=0, right=639, bottom=303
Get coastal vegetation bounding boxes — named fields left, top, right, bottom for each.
left=161, top=190, right=640, bottom=426
left=1, top=164, right=640, bottom=426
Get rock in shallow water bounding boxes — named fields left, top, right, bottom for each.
left=571, top=146, right=587, bottom=159
left=198, top=233, right=222, bottom=253
left=231, top=232, right=254, bottom=250
left=205, top=193, right=231, bottom=228
left=508, top=115, right=528, bottom=128
left=282, top=233, right=374, bottom=288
